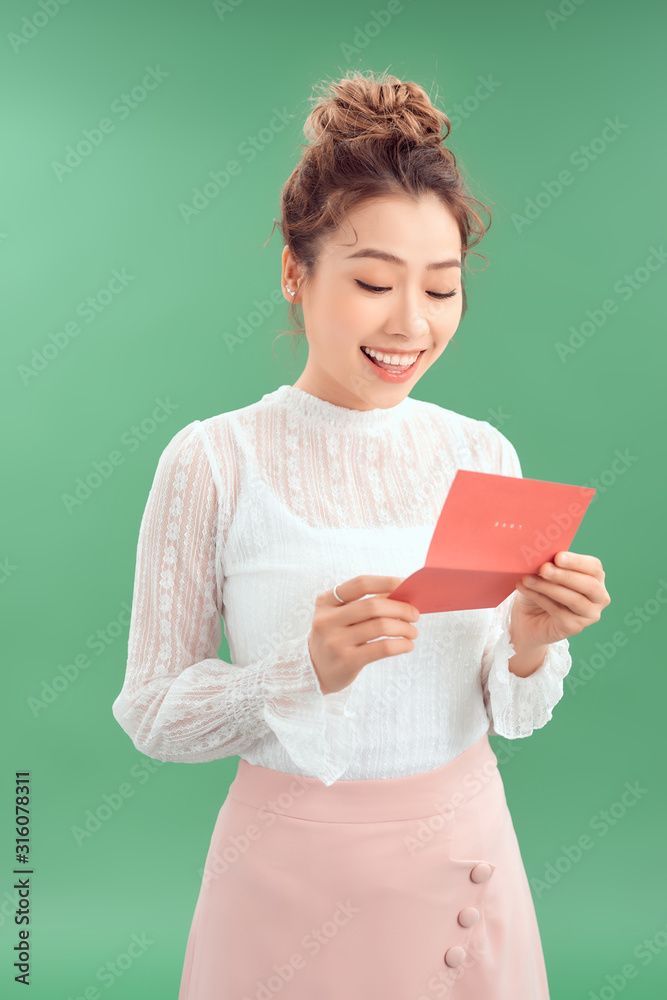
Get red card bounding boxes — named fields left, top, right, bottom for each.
left=388, top=470, right=596, bottom=613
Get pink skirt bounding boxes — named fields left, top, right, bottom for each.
left=178, top=734, right=550, bottom=999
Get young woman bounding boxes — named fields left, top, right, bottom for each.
left=112, top=69, right=610, bottom=999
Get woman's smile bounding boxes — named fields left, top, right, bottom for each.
left=359, top=344, right=426, bottom=382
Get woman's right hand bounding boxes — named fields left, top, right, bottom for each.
left=307, top=576, right=420, bottom=696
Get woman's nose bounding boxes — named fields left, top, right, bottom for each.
left=393, top=293, right=430, bottom=337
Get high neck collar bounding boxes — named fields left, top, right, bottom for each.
left=262, top=384, right=413, bottom=431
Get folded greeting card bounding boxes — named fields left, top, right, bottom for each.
left=388, top=470, right=596, bottom=613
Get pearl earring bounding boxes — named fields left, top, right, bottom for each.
left=286, top=284, right=295, bottom=296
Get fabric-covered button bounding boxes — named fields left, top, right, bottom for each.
left=444, top=945, right=467, bottom=968
left=470, top=862, right=493, bottom=883
left=458, top=906, right=480, bottom=927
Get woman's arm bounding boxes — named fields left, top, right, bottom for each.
left=111, top=420, right=358, bottom=786
left=478, top=424, right=573, bottom=738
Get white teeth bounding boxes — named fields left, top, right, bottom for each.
left=362, top=346, right=420, bottom=366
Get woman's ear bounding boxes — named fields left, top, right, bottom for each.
left=281, top=245, right=302, bottom=303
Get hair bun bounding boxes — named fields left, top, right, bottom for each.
left=304, top=69, right=451, bottom=149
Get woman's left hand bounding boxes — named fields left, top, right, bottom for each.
left=513, top=551, right=611, bottom=647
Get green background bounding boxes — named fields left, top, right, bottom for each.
left=2, top=0, right=666, bottom=996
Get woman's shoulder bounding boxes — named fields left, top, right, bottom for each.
left=410, top=396, right=517, bottom=474
left=159, top=394, right=275, bottom=490
left=199, top=389, right=278, bottom=435
left=410, top=395, right=506, bottom=442
left=158, top=393, right=265, bottom=454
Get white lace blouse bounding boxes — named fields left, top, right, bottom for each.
left=111, top=384, right=572, bottom=787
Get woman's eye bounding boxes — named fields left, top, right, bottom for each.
left=355, top=279, right=457, bottom=300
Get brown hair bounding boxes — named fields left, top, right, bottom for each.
left=269, top=68, right=492, bottom=356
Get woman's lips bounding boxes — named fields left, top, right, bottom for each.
left=360, top=346, right=425, bottom=382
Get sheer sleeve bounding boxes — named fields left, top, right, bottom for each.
left=111, top=420, right=359, bottom=787
left=479, top=425, right=572, bottom=739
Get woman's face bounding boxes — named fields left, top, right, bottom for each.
left=282, top=191, right=463, bottom=411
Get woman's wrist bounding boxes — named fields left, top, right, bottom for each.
left=508, top=641, right=549, bottom=678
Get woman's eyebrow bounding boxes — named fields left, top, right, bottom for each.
left=345, top=248, right=462, bottom=271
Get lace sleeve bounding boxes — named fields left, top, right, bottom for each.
left=111, top=420, right=358, bottom=786
left=479, top=425, right=573, bottom=739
